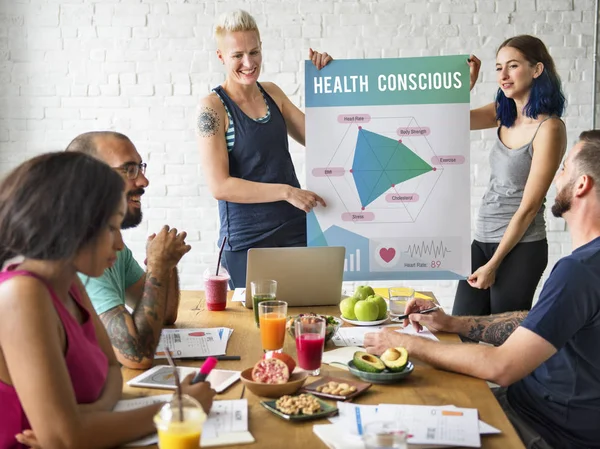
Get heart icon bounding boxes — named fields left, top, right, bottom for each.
left=379, top=247, right=396, bottom=263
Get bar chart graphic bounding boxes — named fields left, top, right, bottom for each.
left=344, top=249, right=361, bottom=272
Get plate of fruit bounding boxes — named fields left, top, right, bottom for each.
left=240, top=353, right=308, bottom=398
left=339, top=285, right=389, bottom=326
left=347, top=348, right=414, bottom=384
left=339, top=315, right=389, bottom=326
left=286, top=314, right=342, bottom=342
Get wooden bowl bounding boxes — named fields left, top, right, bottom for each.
left=240, top=368, right=308, bottom=398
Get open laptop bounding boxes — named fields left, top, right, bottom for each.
left=244, top=246, right=346, bottom=308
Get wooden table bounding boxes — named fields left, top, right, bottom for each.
left=121, top=291, right=524, bottom=449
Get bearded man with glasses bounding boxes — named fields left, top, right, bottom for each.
left=67, top=131, right=191, bottom=369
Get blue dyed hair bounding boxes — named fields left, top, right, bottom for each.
left=495, top=35, right=565, bottom=128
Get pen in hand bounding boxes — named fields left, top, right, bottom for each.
left=392, top=305, right=441, bottom=321
left=191, top=357, right=218, bottom=385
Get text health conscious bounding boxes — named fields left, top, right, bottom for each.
left=313, top=72, right=464, bottom=95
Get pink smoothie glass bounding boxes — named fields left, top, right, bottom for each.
left=204, top=267, right=230, bottom=311
left=294, top=315, right=326, bottom=375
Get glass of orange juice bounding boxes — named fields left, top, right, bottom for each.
left=153, top=394, right=206, bottom=449
left=258, top=300, right=288, bottom=352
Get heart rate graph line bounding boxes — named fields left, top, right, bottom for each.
left=404, top=240, right=452, bottom=259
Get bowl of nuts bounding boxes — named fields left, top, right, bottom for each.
left=300, top=376, right=371, bottom=400
left=260, top=393, right=338, bottom=421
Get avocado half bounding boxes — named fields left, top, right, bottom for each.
left=380, top=347, right=409, bottom=372
left=352, top=351, right=385, bottom=373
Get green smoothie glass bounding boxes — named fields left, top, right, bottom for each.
left=250, top=280, right=277, bottom=327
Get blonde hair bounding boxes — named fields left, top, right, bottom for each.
left=214, top=10, right=261, bottom=42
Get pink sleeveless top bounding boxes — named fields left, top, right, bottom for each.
left=0, top=270, right=109, bottom=449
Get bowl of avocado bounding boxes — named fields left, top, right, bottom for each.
left=347, top=349, right=413, bottom=384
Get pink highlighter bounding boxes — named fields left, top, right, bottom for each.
left=191, top=357, right=218, bottom=384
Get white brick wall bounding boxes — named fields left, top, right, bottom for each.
left=0, top=0, right=598, bottom=312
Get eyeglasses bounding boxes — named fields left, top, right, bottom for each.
left=115, top=162, right=147, bottom=180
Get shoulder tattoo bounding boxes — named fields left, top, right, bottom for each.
left=196, top=107, right=220, bottom=138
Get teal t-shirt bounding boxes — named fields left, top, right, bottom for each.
left=78, top=245, right=145, bottom=315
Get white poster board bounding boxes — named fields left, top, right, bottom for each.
left=305, top=55, right=471, bottom=281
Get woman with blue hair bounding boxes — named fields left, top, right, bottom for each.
left=454, top=35, right=567, bottom=316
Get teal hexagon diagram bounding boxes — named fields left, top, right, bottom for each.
left=351, top=128, right=433, bottom=208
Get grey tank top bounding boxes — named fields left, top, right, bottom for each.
left=474, top=118, right=558, bottom=243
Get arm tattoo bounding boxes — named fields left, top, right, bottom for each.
left=196, top=107, right=220, bottom=138
left=464, top=311, right=528, bottom=346
left=99, top=271, right=167, bottom=363
left=100, top=307, right=155, bottom=363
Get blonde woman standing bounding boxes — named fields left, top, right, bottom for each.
left=196, top=10, right=331, bottom=288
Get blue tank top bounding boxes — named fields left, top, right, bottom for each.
left=213, top=83, right=306, bottom=251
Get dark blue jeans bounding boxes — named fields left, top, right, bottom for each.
left=221, top=227, right=306, bottom=289
left=494, top=388, right=553, bottom=449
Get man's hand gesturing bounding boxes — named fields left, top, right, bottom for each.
left=146, top=225, right=191, bottom=271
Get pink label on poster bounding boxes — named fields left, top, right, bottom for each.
left=337, top=114, right=371, bottom=123
left=397, top=127, right=430, bottom=137
left=385, top=193, right=419, bottom=202
left=341, top=212, right=375, bottom=222
left=431, top=155, right=465, bottom=165
left=311, top=167, right=346, bottom=177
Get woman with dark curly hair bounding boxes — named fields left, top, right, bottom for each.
left=0, top=152, right=214, bottom=449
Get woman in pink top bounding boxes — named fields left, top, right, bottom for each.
left=0, top=152, right=215, bottom=449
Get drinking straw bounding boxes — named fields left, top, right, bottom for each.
left=216, top=236, right=227, bottom=276
left=164, top=347, right=184, bottom=422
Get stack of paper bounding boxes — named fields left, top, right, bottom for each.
left=115, top=397, right=254, bottom=447
left=377, top=404, right=481, bottom=447
left=331, top=324, right=439, bottom=347
left=314, top=402, right=500, bottom=448
left=155, top=328, right=233, bottom=359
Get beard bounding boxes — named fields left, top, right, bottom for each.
left=121, top=208, right=142, bottom=229
left=551, top=180, right=574, bottom=218
left=121, top=188, right=144, bottom=229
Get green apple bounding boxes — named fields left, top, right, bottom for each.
left=367, top=294, right=388, bottom=320
left=340, top=296, right=360, bottom=320
left=353, top=285, right=375, bottom=301
left=354, top=299, right=379, bottom=321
